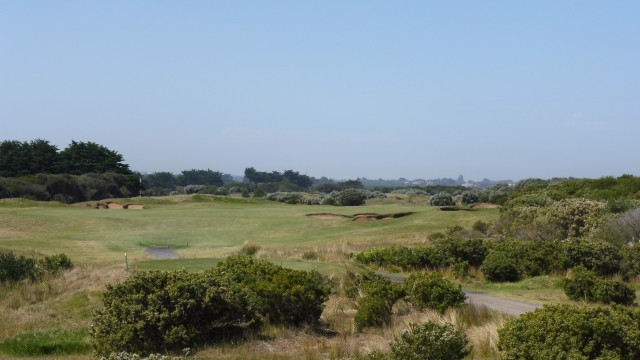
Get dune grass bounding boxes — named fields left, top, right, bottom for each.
left=0, top=328, right=90, bottom=356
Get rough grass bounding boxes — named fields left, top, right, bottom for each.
left=0, top=328, right=90, bottom=356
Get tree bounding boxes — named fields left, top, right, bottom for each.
left=176, top=169, right=223, bottom=186
left=58, top=141, right=131, bottom=175
left=26, top=139, right=59, bottom=174
left=143, top=172, right=177, bottom=190
left=0, top=140, right=29, bottom=177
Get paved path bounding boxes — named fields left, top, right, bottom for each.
left=464, top=290, right=541, bottom=316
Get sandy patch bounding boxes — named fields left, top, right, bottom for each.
left=470, top=203, right=501, bottom=209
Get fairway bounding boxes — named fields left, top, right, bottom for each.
left=0, top=195, right=499, bottom=272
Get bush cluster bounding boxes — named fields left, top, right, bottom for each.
left=345, top=272, right=404, bottom=330
left=499, top=304, right=640, bottom=359
left=264, top=189, right=384, bottom=206
left=429, top=192, right=454, bottom=206
left=0, top=251, right=73, bottom=283
left=563, top=266, right=635, bottom=305
left=390, top=322, right=470, bottom=360
left=354, top=238, right=487, bottom=271
left=481, top=240, right=566, bottom=282
left=91, top=256, right=330, bottom=356
left=404, top=272, right=466, bottom=314
left=0, top=173, right=140, bottom=203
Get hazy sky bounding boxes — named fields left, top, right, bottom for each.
left=2, top=1, right=639, bottom=181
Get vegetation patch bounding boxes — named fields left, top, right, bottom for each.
left=0, top=328, right=90, bottom=356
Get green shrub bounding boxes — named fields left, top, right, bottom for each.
left=354, top=295, right=393, bottom=330
left=345, top=271, right=404, bottom=330
left=460, top=191, right=480, bottom=205
left=564, top=238, right=621, bottom=276
left=390, top=322, right=470, bottom=360
left=404, top=272, right=465, bottom=313
left=209, top=256, right=331, bottom=326
left=620, top=243, right=640, bottom=280
left=499, top=304, right=640, bottom=359
left=429, top=192, right=454, bottom=206
left=337, top=189, right=367, bottom=206
left=354, top=246, right=449, bottom=270
left=39, top=253, right=73, bottom=274
left=564, top=266, right=636, bottom=305
left=471, top=220, right=490, bottom=234
left=481, top=251, right=521, bottom=282
left=0, top=251, right=40, bottom=283
left=451, top=261, right=470, bottom=279
left=91, top=270, right=256, bottom=356
left=433, top=238, right=487, bottom=267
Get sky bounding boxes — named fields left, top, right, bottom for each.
left=1, top=1, right=639, bottom=181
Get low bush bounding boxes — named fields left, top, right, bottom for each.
left=460, top=191, right=480, bottom=205
left=390, top=322, right=470, bottom=360
left=404, top=272, right=465, bottom=313
left=91, top=270, right=256, bottom=356
left=433, top=238, right=487, bottom=267
left=564, top=238, right=621, bottom=276
left=481, top=251, right=521, bottom=282
left=345, top=271, right=404, bottom=330
left=499, top=304, right=640, bottom=359
left=564, top=266, right=635, bottom=305
left=429, top=192, right=454, bottom=206
left=354, top=246, right=450, bottom=270
left=208, top=256, right=331, bottom=326
left=337, top=189, right=367, bottom=206
left=39, top=253, right=73, bottom=274
left=0, top=251, right=40, bottom=283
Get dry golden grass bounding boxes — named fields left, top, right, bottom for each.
left=0, top=265, right=127, bottom=340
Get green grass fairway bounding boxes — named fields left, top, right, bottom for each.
left=0, top=195, right=499, bottom=271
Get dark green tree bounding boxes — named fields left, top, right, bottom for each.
left=176, top=169, right=223, bottom=186
left=0, top=140, right=29, bottom=177
left=58, top=141, right=131, bottom=175
left=143, top=172, right=177, bottom=190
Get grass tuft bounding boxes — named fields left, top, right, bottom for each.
left=0, top=328, right=90, bottom=356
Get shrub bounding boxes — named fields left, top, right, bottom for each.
left=239, top=242, right=260, bottom=256
left=481, top=251, right=521, bottom=282
left=460, top=191, right=480, bottom=205
left=390, top=322, right=470, bottom=360
left=0, top=251, right=40, bottom=283
left=471, top=220, right=490, bottom=234
left=564, top=266, right=635, bottom=305
left=354, top=246, right=449, bottom=270
left=91, top=270, right=256, bottom=356
left=354, top=295, right=394, bottom=330
left=620, top=243, right=640, bottom=280
left=544, top=198, right=608, bottom=238
left=564, top=238, right=621, bottom=276
left=345, top=271, right=404, bottom=330
left=209, top=256, right=330, bottom=325
left=39, top=253, right=73, bottom=274
left=596, top=208, right=640, bottom=247
left=404, top=272, right=466, bottom=314
left=429, top=192, right=454, bottom=206
left=498, top=304, right=640, bottom=359
left=337, top=189, right=367, bottom=206
left=433, top=238, right=487, bottom=267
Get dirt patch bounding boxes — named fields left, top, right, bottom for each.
left=145, top=247, right=179, bottom=259
left=0, top=228, right=18, bottom=238
left=352, top=212, right=415, bottom=221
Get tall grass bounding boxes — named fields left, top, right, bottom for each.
left=0, top=328, right=90, bottom=356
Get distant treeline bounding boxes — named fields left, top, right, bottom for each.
left=0, top=139, right=130, bottom=177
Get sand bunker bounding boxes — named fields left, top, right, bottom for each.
left=470, top=203, right=501, bottom=209
left=307, top=212, right=415, bottom=221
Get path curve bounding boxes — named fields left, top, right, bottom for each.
left=464, top=291, right=541, bottom=316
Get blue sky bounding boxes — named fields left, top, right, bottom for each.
left=1, top=1, right=639, bottom=180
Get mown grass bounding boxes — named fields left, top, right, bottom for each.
left=465, top=275, right=567, bottom=303
left=0, top=195, right=499, bottom=265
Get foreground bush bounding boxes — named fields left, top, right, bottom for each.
left=404, top=272, right=466, bottom=313
left=207, top=256, right=331, bottom=326
left=390, top=322, right=470, bottom=360
left=563, top=266, right=635, bottom=305
left=481, top=251, right=521, bottom=282
left=91, top=270, right=255, bottom=356
left=564, top=238, right=621, bottom=276
left=345, top=272, right=404, bottom=330
left=499, top=304, right=640, bottom=359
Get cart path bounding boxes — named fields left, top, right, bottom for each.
left=464, top=290, right=541, bottom=316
